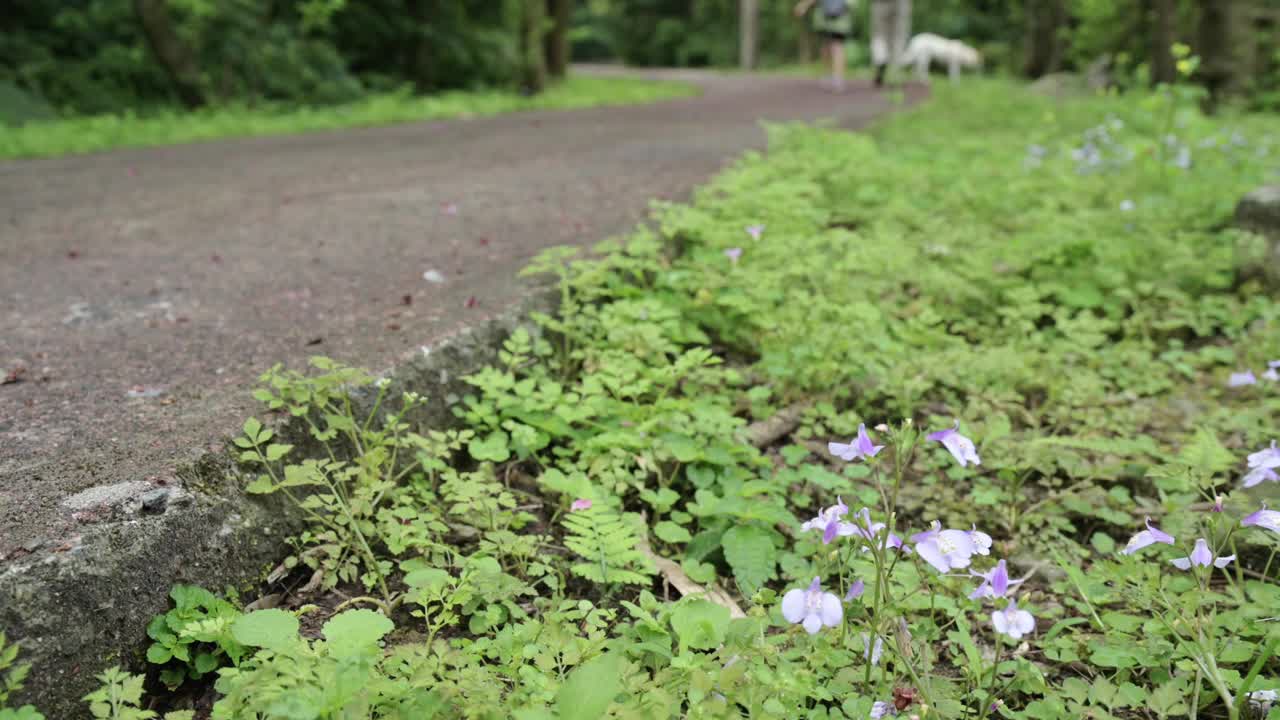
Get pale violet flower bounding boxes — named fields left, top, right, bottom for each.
left=1229, top=370, right=1258, bottom=387
left=992, top=599, right=1035, bottom=639
left=1170, top=538, right=1234, bottom=570
left=724, top=247, right=743, bottom=264
left=828, top=424, right=884, bottom=462
left=912, top=521, right=978, bottom=572
left=870, top=701, right=897, bottom=719
left=781, top=577, right=843, bottom=634
left=928, top=421, right=981, bottom=467
left=862, top=633, right=884, bottom=665
left=1249, top=441, right=1280, bottom=470
left=1174, top=146, right=1192, bottom=169
left=1263, top=360, right=1280, bottom=382
left=1120, top=517, right=1175, bottom=555
left=844, top=579, right=866, bottom=602
left=1242, top=505, right=1280, bottom=533
left=1244, top=466, right=1279, bottom=489
left=570, top=498, right=592, bottom=511
left=968, top=525, right=993, bottom=555
left=800, top=497, right=858, bottom=544
left=1120, top=199, right=1135, bottom=212
left=969, top=559, right=1022, bottom=600
left=745, top=224, right=765, bottom=241
left=850, top=507, right=908, bottom=553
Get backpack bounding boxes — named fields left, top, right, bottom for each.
left=821, top=0, right=847, bottom=18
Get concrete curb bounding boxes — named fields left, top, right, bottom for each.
left=0, top=282, right=557, bottom=718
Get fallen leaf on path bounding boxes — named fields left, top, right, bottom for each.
left=3, top=366, right=26, bottom=385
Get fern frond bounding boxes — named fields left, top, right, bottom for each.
left=561, top=504, right=655, bottom=586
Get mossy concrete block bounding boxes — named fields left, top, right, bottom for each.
left=1235, top=185, right=1280, bottom=289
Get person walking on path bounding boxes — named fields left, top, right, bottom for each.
left=870, top=0, right=912, bottom=87
left=794, top=0, right=857, bottom=93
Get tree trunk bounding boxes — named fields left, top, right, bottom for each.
left=132, top=0, right=206, bottom=108
left=1023, top=0, right=1066, bottom=78
left=410, top=0, right=436, bottom=92
left=521, top=0, right=548, bottom=94
left=739, top=0, right=759, bottom=70
left=544, top=0, right=571, bottom=78
left=1149, top=0, right=1177, bottom=85
left=797, top=15, right=815, bottom=64
left=1197, top=0, right=1233, bottom=112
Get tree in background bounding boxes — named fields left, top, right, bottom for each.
left=132, top=0, right=206, bottom=108
left=546, top=0, right=572, bottom=77
left=521, top=0, right=548, bottom=93
left=740, top=0, right=760, bottom=69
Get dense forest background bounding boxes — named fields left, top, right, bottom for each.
left=3, top=0, right=1279, bottom=124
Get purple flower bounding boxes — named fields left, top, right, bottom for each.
left=745, top=224, right=765, bottom=241
left=724, top=247, right=743, bottom=264
left=1263, top=360, right=1280, bottom=382
left=969, top=559, right=1022, bottom=600
left=1229, top=370, right=1258, bottom=387
left=844, top=579, right=866, bottom=602
left=1211, top=495, right=1225, bottom=513
left=1244, top=466, right=1280, bottom=489
left=570, top=498, right=592, bottom=511
left=1249, top=441, right=1280, bottom=470
left=912, top=521, right=978, bottom=572
left=849, top=507, right=908, bottom=553
left=968, top=525, right=993, bottom=556
left=781, top=577, right=843, bottom=634
left=1243, top=504, right=1280, bottom=533
left=1170, top=538, right=1235, bottom=570
left=928, top=421, right=981, bottom=467
left=828, top=424, right=884, bottom=462
left=800, top=497, right=857, bottom=544
left=869, top=701, right=897, bottom=719
left=1120, top=517, right=1175, bottom=555
left=862, top=633, right=884, bottom=665
left=991, top=599, right=1035, bottom=639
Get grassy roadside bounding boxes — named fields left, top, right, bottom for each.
left=0, top=75, right=699, bottom=160
left=5, top=78, right=1280, bottom=718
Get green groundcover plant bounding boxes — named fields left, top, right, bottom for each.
left=5, top=76, right=1280, bottom=718
left=0, top=75, right=698, bottom=160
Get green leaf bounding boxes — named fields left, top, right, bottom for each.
left=654, top=521, right=692, bottom=544
left=720, top=524, right=775, bottom=594
left=321, top=609, right=394, bottom=656
left=1176, top=428, right=1235, bottom=475
left=145, top=644, right=172, bottom=665
left=230, top=609, right=298, bottom=651
left=264, top=443, right=293, bottom=462
left=669, top=599, right=731, bottom=650
left=661, top=435, right=701, bottom=463
left=404, top=568, right=451, bottom=592
left=555, top=652, right=626, bottom=720
left=468, top=430, right=511, bottom=463
left=682, top=559, right=717, bottom=584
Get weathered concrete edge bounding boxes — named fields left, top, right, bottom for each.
left=0, top=280, right=560, bottom=718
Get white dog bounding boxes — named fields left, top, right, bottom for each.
left=899, top=33, right=982, bottom=82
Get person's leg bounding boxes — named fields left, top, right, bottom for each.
left=892, top=0, right=913, bottom=67
left=870, top=1, right=890, bottom=87
left=830, top=39, right=846, bottom=92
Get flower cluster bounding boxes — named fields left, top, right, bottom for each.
left=1228, top=360, right=1279, bottom=387
left=1120, top=441, right=1280, bottom=571
left=785, top=421, right=1034, bottom=645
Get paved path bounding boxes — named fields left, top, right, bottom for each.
left=0, top=67, right=918, bottom=559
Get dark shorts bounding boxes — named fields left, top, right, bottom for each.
left=820, top=30, right=849, bottom=41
